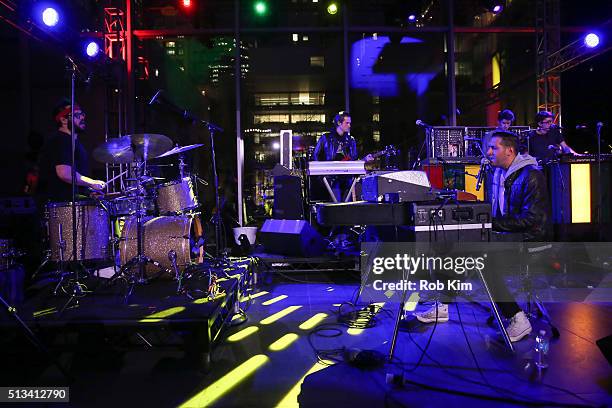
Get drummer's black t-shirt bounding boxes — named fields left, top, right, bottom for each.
left=37, top=130, right=89, bottom=204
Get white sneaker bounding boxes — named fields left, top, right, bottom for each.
left=414, top=302, right=449, bottom=323
left=506, top=311, right=532, bottom=342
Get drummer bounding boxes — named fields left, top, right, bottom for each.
left=36, top=99, right=106, bottom=206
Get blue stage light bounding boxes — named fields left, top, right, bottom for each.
left=407, top=14, right=416, bottom=22
left=42, top=7, right=59, bottom=27
left=85, top=41, right=100, bottom=58
left=492, top=4, right=503, bottom=13
left=584, top=33, right=600, bottom=48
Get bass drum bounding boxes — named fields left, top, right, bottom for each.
left=119, top=216, right=201, bottom=277
left=46, top=201, right=111, bottom=262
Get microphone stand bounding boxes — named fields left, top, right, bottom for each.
left=150, top=94, right=225, bottom=260
left=60, top=56, right=88, bottom=314
left=596, top=123, right=603, bottom=241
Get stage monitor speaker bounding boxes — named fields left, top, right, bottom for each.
left=273, top=175, right=304, bottom=220
left=596, top=334, right=612, bottom=365
left=260, top=219, right=324, bottom=257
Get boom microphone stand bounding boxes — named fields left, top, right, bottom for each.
left=59, top=56, right=89, bottom=313
left=148, top=91, right=225, bottom=259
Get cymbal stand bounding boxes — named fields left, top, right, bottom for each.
left=110, top=166, right=167, bottom=303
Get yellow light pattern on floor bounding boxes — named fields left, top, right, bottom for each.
left=404, top=292, right=420, bottom=312
left=262, top=294, right=288, bottom=306
left=268, top=333, right=299, bottom=351
left=179, top=354, right=269, bottom=408
left=239, top=290, right=269, bottom=303
left=347, top=302, right=385, bottom=335
left=33, top=307, right=57, bottom=318
left=227, top=326, right=260, bottom=342
left=139, top=306, right=186, bottom=323
left=260, top=306, right=302, bottom=325
left=192, top=292, right=226, bottom=304
left=298, top=313, right=328, bottom=330
left=274, top=360, right=334, bottom=408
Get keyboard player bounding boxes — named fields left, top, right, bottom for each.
left=314, top=111, right=374, bottom=202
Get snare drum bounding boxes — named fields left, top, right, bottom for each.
left=108, top=196, right=156, bottom=217
left=119, top=216, right=200, bottom=277
left=46, top=201, right=111, bottom=262
left=156, top=177, right=199, bottom=215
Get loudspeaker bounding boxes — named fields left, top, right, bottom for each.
left=260, top=219, right=325, bottom=256
left=596, top=334, right=612, bottom=365
left=273, top=175, right=304, bottom=220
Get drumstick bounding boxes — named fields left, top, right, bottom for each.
left=106, top=170, right=129, bottom=184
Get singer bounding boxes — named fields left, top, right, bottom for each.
left=521, top=111, right=579, bottom=162
left=415, top=130, right=548, bottom=343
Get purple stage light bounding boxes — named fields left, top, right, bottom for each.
left=492, top=4, right=503, bottom=13
left=408, top=14, right=416, bottom=22
left=584, top=33, right=600, bottom=48
left=42, top=7, right=59, bottom=27
left=86, top=42, right=100, bottom=58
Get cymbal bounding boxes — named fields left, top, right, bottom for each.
left=93, top=133, right=173, bottom=164
left=157, top=143, right=204, bottom=158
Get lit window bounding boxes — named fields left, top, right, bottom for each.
left=302, top=35, right=309, bottom=41
left=373, top=130, right=381, bottom=142
left=372, top=113, right=380, bottom=122
left=310, top=56, right=324, bottom=68
left=166, top=41, right=176, bottom=48
left=292, top=34, right=299, bottom=42
left=167, top=49, right=176, bottom=55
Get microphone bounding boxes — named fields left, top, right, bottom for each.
left=415, top=119, right=432, bottom=128
left=475, top=158, right=489, bottom=191
left=149, top=89, right=163, bottom=105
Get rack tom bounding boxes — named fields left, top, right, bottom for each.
left=156, top=177, right=199, bottom=215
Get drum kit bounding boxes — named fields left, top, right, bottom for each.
left=42, top=133, right=208, bottom=298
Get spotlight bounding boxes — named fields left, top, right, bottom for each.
left=327, top=3, right=338, bottom=15
left=254, top=1, right=267, bottom=16
left=482, top=0, right=504, bottom=14
left=272, top=141, right=280, bottom=149
left=85, top=41, right=100, bottom=58
left=407, top=14, right=416, bottom=22
left=42, top=7, right=59, bottom=27
left=584, top=33, right=600, bottom=48
left=181, top=0, right=192, bottom=7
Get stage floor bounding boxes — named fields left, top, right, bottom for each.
left=0, top=269, right=610, bottom=407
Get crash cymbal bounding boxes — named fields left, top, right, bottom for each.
left=92, top=133, right=173, bottom=164
left=157, top=143, right=204, bottom=158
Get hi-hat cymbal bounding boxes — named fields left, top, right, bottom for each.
left=93, top=133, right=173, bottom=164
left=157, top=143, right=204, bottom=158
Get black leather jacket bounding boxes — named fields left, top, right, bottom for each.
left=314, top=131, right=358, bottom=162
left=492, top=164, right=549, bottom=241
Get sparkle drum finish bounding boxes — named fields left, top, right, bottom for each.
left=46, top=201, right=111, bottom=261
left=156, top=177, right=199, bottom=215
left=119, top=216, right=197, bottom=276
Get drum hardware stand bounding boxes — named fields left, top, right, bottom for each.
left=109, top=169, right=167, bottom=303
